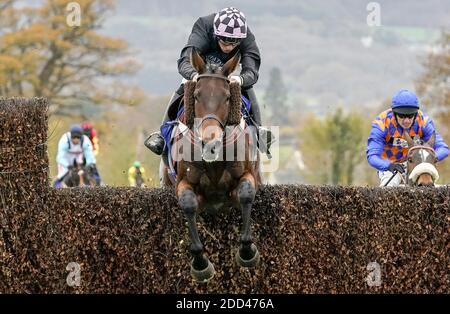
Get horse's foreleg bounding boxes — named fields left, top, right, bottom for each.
left=179, top=187, right=204, bottom=267
left=235, top=173, right=260, bottom=267
left=177, top=180, right=214, bottom=281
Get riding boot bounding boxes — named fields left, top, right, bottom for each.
left=245, top=88, right=275, bottom=156
left=144, top=86, right=184, bottom=156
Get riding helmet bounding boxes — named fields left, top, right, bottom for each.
left=70, top=124, right=83, bottom=138
left=213, top=7, right=247, bottom=40
left=391, top=89, right=420, bottom=114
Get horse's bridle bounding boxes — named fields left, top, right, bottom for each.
left=406, top=145, right=437, bottom=185
left=194, top=73, right=231, bottom=136
left=406, top=145, right=437, bottom=161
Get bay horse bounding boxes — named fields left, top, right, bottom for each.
left=403, top=131, right=439, bottom=186
left=160, top=50, right=262, bottom=282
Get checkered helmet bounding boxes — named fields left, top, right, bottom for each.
left=213, top=7, right=247, bottom=39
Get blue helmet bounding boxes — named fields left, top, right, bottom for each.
left=391, top=89, right=420, bottom=114
left=133, top=161, right=141, bottom=168
left=70, top=124, right=83, bottom=138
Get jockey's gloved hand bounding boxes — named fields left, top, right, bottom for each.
left=388, top=163, right=405, bottom=174
left=229, top=75, right=243, bottom=86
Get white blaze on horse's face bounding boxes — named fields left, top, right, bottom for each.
left=420, top=149, right=430, bottom=162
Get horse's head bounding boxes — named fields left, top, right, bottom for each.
left=65, top=159, right=83, bottom=187
left=185, top=49, right=242, bottom=162
left=404, top=131, right=439, bottom=186
left=65, top=158, right=97, bottom=187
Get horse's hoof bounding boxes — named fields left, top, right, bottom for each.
left=236, top=244, right=260, bottom=268
left=190, top=258, right=215, bottom=282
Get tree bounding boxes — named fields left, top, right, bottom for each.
left=415, top=31, right=450, bottom=181
left=264, top=67, right=288, bottom=126
left=0, top=0, right=145, bottom=116
left=416, top=31, right=450, bottom=114
left=299, top=107, right=366, bottom=185
left=0, top=0, right=14, bottom=16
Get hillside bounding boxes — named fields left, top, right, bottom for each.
left=100, top=0, right=450, bottom=113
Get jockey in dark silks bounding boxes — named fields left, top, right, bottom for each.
left=145, top=7, right=273, bottom=157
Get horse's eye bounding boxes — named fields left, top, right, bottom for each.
left=408, top=158, right=413, bottom=163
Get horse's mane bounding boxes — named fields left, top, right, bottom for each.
left=184, top=62, right=242, bottom=128
left=205, top=62, right=222, bottom=74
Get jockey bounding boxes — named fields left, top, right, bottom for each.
left=144, top=6, right=274, bottom=157
left=366, top=89, right=449, bottom=186
left=54, top=124, right=102, bottom=187
left=80, top=122, right=100, bottom=156
left=128, top=160, right=146, bottom=187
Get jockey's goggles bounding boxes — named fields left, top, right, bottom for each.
left=396, top=113, right=416, bottom=119
left=217, top=36, right=241, bottom=46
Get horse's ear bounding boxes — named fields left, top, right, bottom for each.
left=426, top=132, right=436, bottom=148
left=403, top=131, right=414, bottom=147
left=73, top=159, right=77, bottom=168
left=222, top=53, right=241, bottom=77
left=191, top=49, right=206, bottom=74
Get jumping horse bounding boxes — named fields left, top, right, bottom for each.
left=160, top=50, right=262, bottom=282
